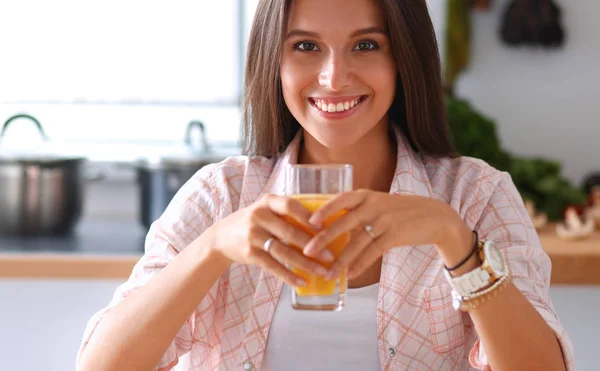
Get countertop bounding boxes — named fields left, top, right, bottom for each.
left=0, top=219, right=145, bottom=279
left=1, top=220, right=599, bottom=284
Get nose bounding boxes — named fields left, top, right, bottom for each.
left=318, top=52, right=353, bottom=91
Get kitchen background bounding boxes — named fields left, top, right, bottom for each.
left=0, top=0, right=599, bottom=370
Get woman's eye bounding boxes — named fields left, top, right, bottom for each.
left=294, top=42, right=319, bottom=52
left=354, top=41, right=379, bottom=51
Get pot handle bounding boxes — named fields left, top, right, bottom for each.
left=184, top=120, right=211, bottom=152
left=0, top=113, right=49, bottom=146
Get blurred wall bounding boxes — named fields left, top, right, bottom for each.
left=429, top=0, right=599, bottom=185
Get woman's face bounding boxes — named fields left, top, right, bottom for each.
left=280, top=0, right=397, bottom=149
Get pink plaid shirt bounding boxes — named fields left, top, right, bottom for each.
left=78, top=128, right=574, bottom=370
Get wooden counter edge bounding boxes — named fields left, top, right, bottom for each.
left=0, top=254, right=141, bottom=280
left=1, top=227, right=598, bottom=283
left=538, top=227, right=600, bottom=285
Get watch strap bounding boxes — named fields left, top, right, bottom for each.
left=451, top=267, right=492, bottom=296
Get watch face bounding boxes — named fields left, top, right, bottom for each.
left=484, top=241, right=506, bottom=276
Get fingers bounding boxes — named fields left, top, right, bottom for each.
left=258, top=194, right=335, bottom=262
left=308, top=190, right=368, bottom=228
left=327, top=217, right=389, bottom=279
left=249, top=220, right=329, bottom=283
left=253, top=207, right=315, bottom=254
left=252, top=249, right=308, bottom=287
left=347, top=240, right=387, bottom=279
left=267, top=238, right=330, bottom=278
left=264, top=194, right=318, bottom=233
left=325, top=228, right=373, bottom=279
left=303, top=203, right=377, bottom=258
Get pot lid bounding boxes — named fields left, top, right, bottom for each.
left=0, top=114, right=86, bottom=163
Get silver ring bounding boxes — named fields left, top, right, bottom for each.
left=364, top=225, right=376, bottom=239
left=263, top=237, right=276, bottom=254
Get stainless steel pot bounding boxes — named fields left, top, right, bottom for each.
left=136, top=120, right=239, bottom=229
left=0, top=114, right=86, bottom=235
left=137, top=162, right=205, bottom=229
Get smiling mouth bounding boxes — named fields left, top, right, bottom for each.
left=308, top=96, right=367, bottom=113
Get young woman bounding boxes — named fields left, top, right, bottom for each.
left=77, top=0, right=573, bottom=370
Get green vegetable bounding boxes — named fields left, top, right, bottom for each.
left=446, top=95, right=585, bottom=220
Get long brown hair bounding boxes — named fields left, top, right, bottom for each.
left=242, top=0, right=454, bottom=158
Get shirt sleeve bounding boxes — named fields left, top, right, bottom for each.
left=76, top=164, right=226, bottom=371
left=467, top=173, right=575, bottom=370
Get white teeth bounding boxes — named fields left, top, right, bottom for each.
left=313, top=97, right=362, bottom=113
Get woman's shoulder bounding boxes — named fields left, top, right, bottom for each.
left=422, top=154, right=510, bottom=199
left=161, top=154, right=277, bottom=225
left=195, top=154, right=275, bottom=179
left=187, top=154, right=277, bottom=196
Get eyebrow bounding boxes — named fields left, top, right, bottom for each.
left=285, top=26, right=387, bottom=40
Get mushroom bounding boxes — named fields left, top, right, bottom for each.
left=556, top=205, right=595, bottom=240
left=524, top=200, right=548, bottom=230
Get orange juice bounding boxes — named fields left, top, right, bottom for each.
left=285, top=194, right=349, bottom=297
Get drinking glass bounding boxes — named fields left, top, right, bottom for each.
left=285, top=164, right=353, bottom=311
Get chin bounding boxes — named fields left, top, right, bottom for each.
left=305, top=124, right=365, bottom=150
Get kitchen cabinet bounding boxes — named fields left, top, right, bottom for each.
left=0, top=278, right=122, bottom=371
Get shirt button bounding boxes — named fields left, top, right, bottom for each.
left=388, top=346, right=397, bottom=357
left=243, top=361, right=253, bottom=370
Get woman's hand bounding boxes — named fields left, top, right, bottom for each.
left=207, top=194, right=332, bottom=287
left=304, top=190, right=473, bottom=279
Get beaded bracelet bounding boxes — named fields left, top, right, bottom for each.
left=458, top=267, right=512, bottom=311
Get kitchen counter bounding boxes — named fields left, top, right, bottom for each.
left=0, top=219, right=145, bottom=279
left=538, top=225, right=600, bottom=285
left=1, top=221, right=599, bottom=284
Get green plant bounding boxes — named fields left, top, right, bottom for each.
left=446, top=96, right=585, bottom=220
left=445, top=0, right=472, bottom=91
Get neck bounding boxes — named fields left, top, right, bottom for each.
left=298, top=122, right=397, bottom=192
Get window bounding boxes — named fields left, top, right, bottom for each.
left=0, top=0, right=245, bottom=147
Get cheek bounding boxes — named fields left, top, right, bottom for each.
left=373, top=59, right=397, bottom=95
left=355, top=55, right=396, bottom=98
left=280, top=59, right=315, bottom=102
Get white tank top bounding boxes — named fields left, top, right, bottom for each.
left=262, top=283, right=381, bottom=371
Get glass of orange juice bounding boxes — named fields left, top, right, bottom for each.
left=285, top=164, right=352, bottom=311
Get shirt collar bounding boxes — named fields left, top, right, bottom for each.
left=260, top=124, right=433, bottom=199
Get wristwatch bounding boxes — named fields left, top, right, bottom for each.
left=444, top=238, right=509, bottom=310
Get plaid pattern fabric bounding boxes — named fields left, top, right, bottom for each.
left=77, top=128, right=574, bottom=370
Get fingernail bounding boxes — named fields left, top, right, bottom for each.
left=295, top=278, right=307, bottom=287
left=315, top=266, right=328, bottom=277
left=309, top=215, right=322, bottom=229
left=326, top=269, right=337, bottom=280
left=303, top=245, right=316, bottom=257
left=319, top=249, right=334, bottom=262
